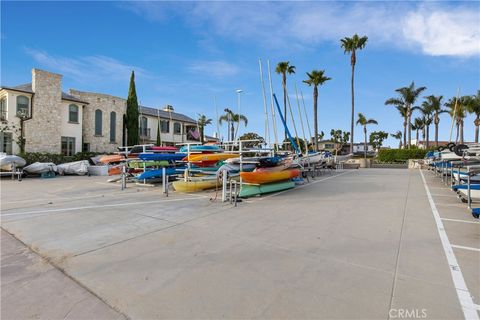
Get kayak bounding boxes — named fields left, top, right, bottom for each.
left=137, top=167, right=177, bottom=180
left=185, top=153, right=239, bottom=162
left=138, top=153, right=186, bottom=161
left=172, top=178, right=219, bottom=192
left=239, top=181, right=295, bottom=198
left=128, top=160, right=170, bottom=168
left=255, top=158, right=293, bottom=172
left=99, top=155, right=125, bottom=164
left=240, top=168, right=300, bottom=184
left=179, top=145, right=223, bottom=153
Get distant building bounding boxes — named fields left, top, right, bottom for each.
left=317, top=140, right=340, bottom=152
left=411, top=139, right=470, bottom=149
left=0, top=68, right=199, bottom=155
left=341, top=143, right=375, bottom=155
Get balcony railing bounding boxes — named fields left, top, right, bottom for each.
left=139, top=128, right=151, bottom=140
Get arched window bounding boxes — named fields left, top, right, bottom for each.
left=174, top=122, right=181, bottom=134
left=140, top=116, right=148, bottom=137
left=69, top=104, right=79, bottom=123
left=95, top=109, right=102, bottom=135
left=16, top=96, right=29, bottom=117
left=110, top=111, right=116, bottom=142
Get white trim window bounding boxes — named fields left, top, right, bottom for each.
left=69, top=104, right=79, bottom=123
left=16, top=95, right=29, bottom=117
left=61, top=136, right=76, bottom=156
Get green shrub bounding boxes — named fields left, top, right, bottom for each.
left=376, top=149, right=428, bottom=163
left=19, top=152, right=104, bottom=165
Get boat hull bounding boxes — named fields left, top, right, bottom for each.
left=185, top=153, right=239, bottom=162
left=239, top=181, right=295, bottom=198
left=240, top=169, right=300, bottom=184
left=172, top=179, right=219, bottom=192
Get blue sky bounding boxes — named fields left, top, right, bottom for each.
left=1, top=1, right=479, bottom=147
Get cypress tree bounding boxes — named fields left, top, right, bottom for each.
left=156, top=121, right=162, bottom=146
left=126, top=71, right=139, bottom=146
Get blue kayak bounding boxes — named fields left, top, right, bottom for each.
left=452, top=184, right=480, bottom=191
left=137, top=167, right=177, bottom=180
left=179, top=145, right=223, bottom=153
left=138, top=153, right=186, bottom=161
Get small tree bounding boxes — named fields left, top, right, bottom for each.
left=239, top=132, right=264, bottom=148
left=390, top=131, right=403, bottom=149
left=197, top=114, right=212, bottom=144
left=330, top=129, right=350, bottom=155
left=156, top=121, right=162, bottom=146
left=126, top=71, right=140, bottom=146
left=369, top=131, right=389, bottom=151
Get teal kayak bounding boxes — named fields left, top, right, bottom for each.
left=238, top=181, right=295, bottom=198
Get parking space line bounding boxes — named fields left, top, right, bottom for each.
left=451, top=245, right=480, bottom=253
left=420, top=169, right=479, bottom=320
left=441, top=218, right=480, bottom=225
left=1, top=196, right=208, bottom=217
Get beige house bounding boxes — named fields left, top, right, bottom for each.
left=0, top=68, right=199, bottom=155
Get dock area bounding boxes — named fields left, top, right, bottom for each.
left=1, top=168, right=479, bottom=319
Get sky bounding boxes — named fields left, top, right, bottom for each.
left=1, top=1, right=479, bottom=147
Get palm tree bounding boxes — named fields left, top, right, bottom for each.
left=390, top=131, right=403, bottom=149
left=411, top=117, right=425, bottom=145
left=445, top=96, right=468, bottom=144
left=466, top=90, right=480, bottom=143
left=340, top=34, right=368, bottom=154
left=219, top=108, right=248, bottom=141
left=385, top=82, right=426, bottom=148
left=421, top=95, right=447, bottom=147
left=387, top=103, right=408, bottom=148
left=303, top=70, right=332, bottom=151
left=356, top=113, right=378, bottom=159
left=275, top=61, right=296, bottom=141
left=197, top=114, right=212, bottom=144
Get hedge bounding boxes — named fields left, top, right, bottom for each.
left=19, top=152, right=104, bottom=165
left=376, top=149, right=428, bottom=163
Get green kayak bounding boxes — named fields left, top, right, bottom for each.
left=238, top=181, right=295, bottom=198
left=128, top=160, right=170, bottom=168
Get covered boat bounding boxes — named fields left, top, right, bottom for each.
left=0, top=155, right=26, bottom=170
left=57, top=160, right=89, bottom=175
left=23, top=162, right=57, bottom=174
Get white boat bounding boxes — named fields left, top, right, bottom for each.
left=0, top=155, right=26, bottom=170
left=57, top=160, right=89, bottom=175
left=23, top=162, right=57, bottom=174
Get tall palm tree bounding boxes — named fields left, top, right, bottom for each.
left=385, top=82, right=426, bottom=148
left=340, top=34, right=368, bottom=154
left=356, top=113, right=378, bottom=159
left=421, top=95, right=447, bottom=147
left=390, top=131, right=403, bottom=149
left=445, top=96, right=468, bottom=144
left=219, top=109, right=248, bottom=141
left=303, top=69, right=332, bottom=151
left=275, top=61, right=296, bottom=141
left=466, top=90, right=480, bottom=143
left=197, top=114, right=212, bottom=144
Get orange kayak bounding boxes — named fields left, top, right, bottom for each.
left=184, top=153, right=239, bottom=162
left=240, top=169, right=300, bottom=184
left=99, top=155, right=125, bottom=164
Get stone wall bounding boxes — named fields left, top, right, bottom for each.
left=69, top=90, right=126, bottom=153
left=24, top=69, right=63, bottom=153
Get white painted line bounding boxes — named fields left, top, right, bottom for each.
left=1, top=196, right=208, bottom=217
left=451, top=245, right=480, bottom=253
left=257, top=170, right=353, bottom=200
left=420, top=169, right=479, bottom=320
left=442, top=218, right=480, bottom=225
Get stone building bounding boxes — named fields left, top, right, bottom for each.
left=0, top=68, right=200, bottom=155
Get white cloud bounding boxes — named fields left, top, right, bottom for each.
left=403, top=6, right=480, bottom=57
left=24, top=48, right=148, bottom=83
left=123, top=1, right=480, bottom=57
left=188, top=60, right=240, bottom=77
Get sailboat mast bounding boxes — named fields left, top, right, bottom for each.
left=258, top=59, right=270, bottom=147
left=214, top=95, right=219, bottom=141
left=300, top=89, right=313, bottom=142
left=295, top=83, right=308, bottom=154
left=267, top=60, right=279, bottom=152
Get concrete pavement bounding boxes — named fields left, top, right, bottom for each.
left=1, top=170, right=478, bottom=319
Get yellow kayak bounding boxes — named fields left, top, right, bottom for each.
left=184, top=153, right=239, bottom=162
left=172, top=179, right=219, bottom=192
